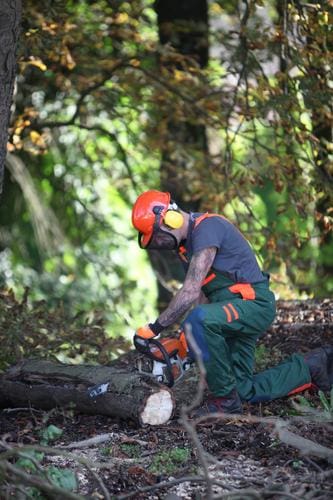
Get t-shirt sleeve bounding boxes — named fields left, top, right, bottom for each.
left=192, top=217, right=224, bottom=254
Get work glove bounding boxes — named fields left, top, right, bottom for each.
left=134, top=321, right=164, bottom=353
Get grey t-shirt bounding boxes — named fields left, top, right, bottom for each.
left=185, top=213, right=266, bottom=283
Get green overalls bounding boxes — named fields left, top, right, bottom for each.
left=180, top=218, right=312, bottom=402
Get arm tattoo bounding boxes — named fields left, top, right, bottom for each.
left=158, top=247, right=216, bottom=327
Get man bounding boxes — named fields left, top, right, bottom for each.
left=131, top=189, right=333, bottom=415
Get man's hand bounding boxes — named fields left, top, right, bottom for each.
left=134, top=322, right=164, bottom=353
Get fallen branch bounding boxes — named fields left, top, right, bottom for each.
left=179, top=325, right=216, bottom=500
left=271, top=322, right=333, bottom=331
left=116, top=475, right=232, bottom=500
left=61, top=433, right=150, bottom=450
left=61, top=433, right=114, bottom=450
left=274, top=421, right=333, bottom=463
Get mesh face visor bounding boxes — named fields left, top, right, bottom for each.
left=139, top=228, right=178, bottom=250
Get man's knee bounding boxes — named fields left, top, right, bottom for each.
left=183, top=307, right=210, bottom=362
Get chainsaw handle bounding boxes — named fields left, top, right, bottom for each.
left=133, top=334, right=152, bottom=354
left=147, top=338, right=175, bottom=388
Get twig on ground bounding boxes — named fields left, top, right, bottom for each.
left=120, top=436, right=150, bottom=446
left=303, top=456, right=324, bottom=472
left=61, top=432, right=150, bottom=451
left=214, top=489, right=263, bottom=500
left=317, top=468, right=333, bottom=480
left=274, top=421, right=333, bottom=463
left=181, top=325, right=207, bottom=415
left=83, top=462, right=111, bottom=500
left=61, top=433, right=115, bottom=450
left=116, top=475, right=232, bottom=500
left=179, top=324, right=216, bottom=499
left=1, top=407, right=44, bottom=414
left=0, top=442, right=139, bottom=468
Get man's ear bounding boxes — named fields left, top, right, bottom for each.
left=164, top=210, right=184, bottom=229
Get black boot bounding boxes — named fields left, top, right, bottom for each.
left=304, top=345, right=333, bottom=392
left=192, top=389, right=243, bottom=417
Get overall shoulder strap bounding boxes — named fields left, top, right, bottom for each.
left=194, top=213, right=228, bottom=229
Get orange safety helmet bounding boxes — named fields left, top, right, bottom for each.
left=132, top=190, right=171, bottom=248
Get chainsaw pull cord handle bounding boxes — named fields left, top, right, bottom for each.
left=148, top=338, right=175, bottom=388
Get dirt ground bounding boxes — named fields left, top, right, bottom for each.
left=0, top=299, right=332, bottom=499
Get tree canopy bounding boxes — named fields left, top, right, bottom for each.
left=1, top=0, right=332, bottom=344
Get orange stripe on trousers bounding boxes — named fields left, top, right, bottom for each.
left=228, top=303, right=239, bottom=320
left=288, top=382, right=314, bottom=396
left=223, top=305, right=232, bottom=323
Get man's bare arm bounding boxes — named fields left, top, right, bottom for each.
left=157, top=247, right=216, bottom=327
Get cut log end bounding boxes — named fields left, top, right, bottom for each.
left=140, top=389, right=174, bottom=426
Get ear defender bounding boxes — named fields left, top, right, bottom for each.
left=164, top=210, right=184, bottom=229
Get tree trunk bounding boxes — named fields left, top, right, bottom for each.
left=0, top=0, right=21, bottom=193
left=294, top=3, right=333, bottom=292
left=152, top=0, right=209, bottom=309
left=155, top=0, right=208, bottom=205
left=0, top=359, right=175, bottom=426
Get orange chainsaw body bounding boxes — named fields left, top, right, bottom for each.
left=149, top=332, right=188, bottom=361
left=136, top=331, right=192, bottom=386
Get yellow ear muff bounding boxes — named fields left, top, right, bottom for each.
left=164, top=210, right=184, bottom=229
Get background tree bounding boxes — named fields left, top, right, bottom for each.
left=0, top=0, right=332, bottom=354
left=151, top=0, right=209, bottom=308
left=0, top=0, right=21, bottom=193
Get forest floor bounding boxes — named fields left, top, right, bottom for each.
left=0, top=299, right=333, bottom=499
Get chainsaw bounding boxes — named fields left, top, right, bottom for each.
left=135, top=331, right=193, bottom=387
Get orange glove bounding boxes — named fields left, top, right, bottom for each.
left=136, top=325, right=156, bottom=339
left=134, top=321, right=164, bottom=353
left=134, top=325, right=155, bottom=353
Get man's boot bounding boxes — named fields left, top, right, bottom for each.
left=192, top=389, right=243, bottom=417
left=303, top=345, right=333, bottom=392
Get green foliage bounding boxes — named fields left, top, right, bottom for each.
left=255, top=344, right=270, bottom=372
left=22, top=488, right=44, bottom=499
left=39, top=425, right=63, bottom=445
left=255, top=344, right=282, bottom=372
left=0, top=289, right=131, bottom=370
left=119, top=443, right=141, bottom=458
left=16, top=450, right=45, bottom=473
left=101, top=442, right=142, bottom=458
left=318, top=389, right=333, bottom=417
left=1, top=0, right=332, bottom=368
left=292, top=388, right=333, bottom=421
left=149, top=447, right=190, bottom=475
left=7, top=423, right=77, bottom=499
left=47, top=466, right=77, bottom=491
left=291, top=459, right=304, bottom=470
left=14, top=453, right=77, bottom=496
left=100, top=446, right=113, bottom=456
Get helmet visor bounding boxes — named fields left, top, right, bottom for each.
left=139, top=228, right=178, bottom=250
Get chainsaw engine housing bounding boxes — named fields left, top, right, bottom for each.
left=136, top=334, right=192, bottom=386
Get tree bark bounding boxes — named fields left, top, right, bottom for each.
left=305, top=7, right=333, bottom=288
left=0, top=359, right=175, bottom=426
left=155, top=0, right=208, bottom=205
left=0, top=0, right=21, bottom=194
left=152, top=0, right=209, bottom=309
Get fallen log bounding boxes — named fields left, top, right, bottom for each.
left=0, top=359, right=175, bottom=426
